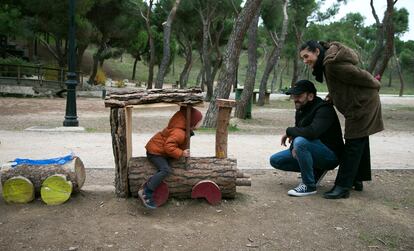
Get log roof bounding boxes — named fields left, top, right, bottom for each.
left=104, top=88, right=204, bottom=108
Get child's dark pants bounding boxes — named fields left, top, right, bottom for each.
left=146, top=152, right=173, bottom=191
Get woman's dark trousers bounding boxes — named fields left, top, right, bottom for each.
left=335, top=136, right=371, bottom=188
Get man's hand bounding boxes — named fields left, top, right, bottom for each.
left=281, top=134, right=292, bottom=147
left=182, top=149, right=190, bottom=157
left=291, top=148, right=297, bottom=158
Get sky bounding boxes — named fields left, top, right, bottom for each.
left=320, top=0, right=414, bottom=41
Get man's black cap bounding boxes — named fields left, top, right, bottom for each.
left=285, top=79, right=317, bottom=95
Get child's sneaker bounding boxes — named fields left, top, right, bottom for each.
left=138, top=185, right=157, bottom=209
left=287, top=183, right=317, bottom=197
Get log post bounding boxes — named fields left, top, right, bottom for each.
left=110, top=107, right=130, bottom=197
left=216, top=99, right=236, bottom=159
left=181, top=104, right=192, bottom=167
left=125, top=106, right=133, bottom=163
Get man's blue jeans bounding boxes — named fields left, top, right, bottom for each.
left=269, top=137, right=339, bottom=188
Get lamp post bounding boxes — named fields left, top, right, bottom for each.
left=63, top=0, right=79, bottom=126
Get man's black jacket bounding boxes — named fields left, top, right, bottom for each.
left=286, top=96, right=344, bottom=158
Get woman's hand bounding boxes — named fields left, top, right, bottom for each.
left=325, top=93, right=333, bottom=104
left=182, top=149, right=190, bottom=157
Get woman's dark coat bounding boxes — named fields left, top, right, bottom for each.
left=323, top=42, right=384, bottom=139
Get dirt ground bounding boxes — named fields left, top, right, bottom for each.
left=0, top=96, right=414, bottom=250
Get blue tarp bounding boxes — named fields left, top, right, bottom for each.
left=12, top=153, right=74, bottom=167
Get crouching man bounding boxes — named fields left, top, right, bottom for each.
left=270, top=80, right=344, bottom=197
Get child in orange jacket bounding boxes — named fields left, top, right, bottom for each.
left=138, top=106, right=203, bottom=209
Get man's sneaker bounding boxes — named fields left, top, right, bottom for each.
left=138, top=185, right=157, bottom=209
left=288, top=183, right=317, bottom=197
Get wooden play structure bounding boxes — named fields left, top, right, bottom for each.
left=105, top=88, right=251, bottom=205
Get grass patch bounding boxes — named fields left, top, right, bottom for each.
left=85, top=127, right=97, bottom=133
left=359, top=231, right=402, bottom=250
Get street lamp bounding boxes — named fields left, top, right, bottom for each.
left=63, top=0, right=79, bottom=126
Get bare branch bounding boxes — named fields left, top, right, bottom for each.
left=231, top=0, right=240, bottom=15
left=370, top=0, right=381, bottom=25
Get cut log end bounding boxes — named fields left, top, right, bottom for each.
left=41, top=174, right=73, bottom=205
left=74, top=157, right=86, bottom=189
left=191, top=180, right=222, bottom=205
left=235, top=178, right=251, bottom=186
left=2, top=176, right=35, bottom=204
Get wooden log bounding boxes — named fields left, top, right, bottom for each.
left=235, top=178, right=252, bottom=186
left=2, top=176, right=35, bottom=203
left=104, top=88, right=204, bottom=108
left=191, top=180, right=222, bottom=205
left=110, top=107, right=130, bottom=197
left=0, top=156, right=85, bottom=194
left=40, top=174, right=73, bottom=205
left=128, top=157, right=248, bottom=199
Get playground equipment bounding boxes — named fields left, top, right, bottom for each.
left=105, top=88, right=251, bottom=205
left=1, top=155, right=85, bottom=205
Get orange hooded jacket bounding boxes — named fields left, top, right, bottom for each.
left=145, top=110, right=188, bottom=159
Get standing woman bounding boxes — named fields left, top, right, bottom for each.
left=299, top=41, right=384, bottom=199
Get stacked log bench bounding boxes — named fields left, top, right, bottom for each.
left=1, top=156, right=86, bottom=205
left=105, top=88, right=251, bottom=205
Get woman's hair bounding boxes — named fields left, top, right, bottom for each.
left=299, top=40, right=326, bottom=52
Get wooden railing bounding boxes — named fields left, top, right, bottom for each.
left=0, top=63, right=84, bottom=89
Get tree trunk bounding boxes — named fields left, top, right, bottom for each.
left=367, top=0, right=385, bottom=73
left=201, top=21, right=213, bottom=101
left=128, top=157, right=250, bottom=199
left=0, top=157, right=85, bottom=194
left=202, top=0, right=263, bottom=128
left=179, top=39, right=192, bottom=88
left=132, top=55, right=140, bottom=81
left=373, top=0, right=395, bottom=78
left=257, top=0, right=288, bottom=106
left=388, top=63, right=393, bottom=87
left=144, top=0, right=155, bottom=89
left=155, top=0, right=181, bottom=88
left=278, top=60, right=288, bottom=91
left=271, top=65, right=277, bottom=93
left=235, top=10, right=260, bottom=119
left=89, top=42, right=105, bottom=85
left=393, top=46, right=405, bottom=96
left=196, top=65, right=204, bottom=89
left=210, top=21, right=226, bottom=94
left=76, top=43, right=88, bottom=75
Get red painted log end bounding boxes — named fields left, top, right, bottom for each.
left=191, top=180, right=222, bottom=205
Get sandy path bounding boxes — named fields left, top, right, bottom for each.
left=1, top=130, right=413, bottom=170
